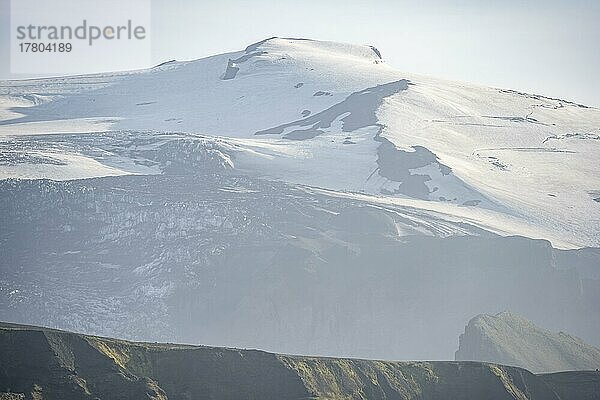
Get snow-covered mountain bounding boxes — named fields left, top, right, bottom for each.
left=0, top=38, right=599, bottom=360
left=2, top=37, right=599, bottom=247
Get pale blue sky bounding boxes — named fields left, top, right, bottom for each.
left=2, top=0, right=599, bottom=106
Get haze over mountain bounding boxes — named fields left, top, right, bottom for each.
left=0, top=38, right=599, bottom=361
left=456, top=311, right=600, bottom=373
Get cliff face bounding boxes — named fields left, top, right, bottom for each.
left=456, top=311, right=600, bottom=373
left=1, top=322, right=598, bottom=400
left=1, top=173, right=599, bottom=361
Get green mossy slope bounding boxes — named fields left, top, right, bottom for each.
left=1, top=322, right=597, bottom=400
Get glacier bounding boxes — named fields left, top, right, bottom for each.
left=0, top=37, right=598, bottom=360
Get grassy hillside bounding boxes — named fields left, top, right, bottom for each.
left=0, top=322, right=598, bottom=400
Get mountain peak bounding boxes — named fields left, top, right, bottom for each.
left=484, top=310, right=531, bottom=324
left=456, top=312, right=600, bottom=373
left=244, top=36, right=383, bottom=61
